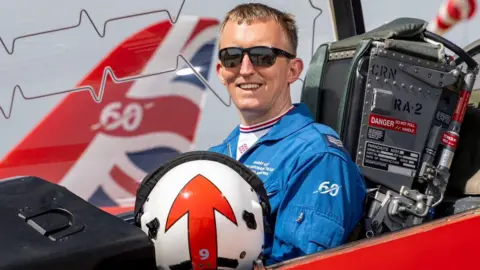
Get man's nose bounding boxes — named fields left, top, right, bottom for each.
left=239, top=54, right=255, bottom=76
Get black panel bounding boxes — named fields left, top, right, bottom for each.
left=318, top=58, right=352, bottom=130
left=0, top=176, right=156, bottom=270
left=331, top=0, right=366, bottom=40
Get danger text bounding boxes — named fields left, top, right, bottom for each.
left=369, top=114, right=417, bottom=135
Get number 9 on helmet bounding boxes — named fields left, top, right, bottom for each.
left=134, top=151, right=271, bottom=270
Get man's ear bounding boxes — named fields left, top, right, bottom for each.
left=216, top=61, right=226, bottom=85
left=287, top=58, right=304, bottom=84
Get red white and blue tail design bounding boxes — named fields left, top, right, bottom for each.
left=0, top=16, right=219, bottom=212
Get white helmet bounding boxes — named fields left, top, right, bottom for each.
left=134, top=151, right=271, bottom=270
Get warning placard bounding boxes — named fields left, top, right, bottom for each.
left=441, top=132, right=459, bottom=148
left=369, top=114, right=417, bottom=134
left=363, top=142, right=420, bottom=177
left=367, top=127, right=385, bottom=142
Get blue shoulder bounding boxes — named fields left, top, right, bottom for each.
left=294, top=123, right=351, bottom=161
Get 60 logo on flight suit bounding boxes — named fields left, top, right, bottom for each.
left=314, top=181, right=341, bottom=196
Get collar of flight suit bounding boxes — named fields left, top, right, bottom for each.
left=221, top=103, right=315, bottom=147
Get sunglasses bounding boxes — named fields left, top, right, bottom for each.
left=218, top=46, right=296, bottom=68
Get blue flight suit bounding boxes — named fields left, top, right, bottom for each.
left=209, top=103, right=366, bottom=265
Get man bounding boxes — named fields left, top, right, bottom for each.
left=209, top=3, right=367, bottom=265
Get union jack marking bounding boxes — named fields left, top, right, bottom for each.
left=239, top=143, right=249, bottom=154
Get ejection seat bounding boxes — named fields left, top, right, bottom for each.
left=301, top=17, right=439, bottom=186
left=300, top=17, right=480, bottom=235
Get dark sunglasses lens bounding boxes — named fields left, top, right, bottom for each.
left=249, top=47, right=276, bottom=66
left=220, top=48, right=243, bottom=67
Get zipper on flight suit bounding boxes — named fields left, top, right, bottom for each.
left=228, top=143, right=232, bottom=158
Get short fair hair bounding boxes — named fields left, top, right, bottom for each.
left=219, top=3, right=298, bottom=54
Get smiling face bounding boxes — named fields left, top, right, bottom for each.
left=216, top=18, right=303, bottom=125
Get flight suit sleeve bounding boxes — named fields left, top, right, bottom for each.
left=266, top=147, right=367, bottom=265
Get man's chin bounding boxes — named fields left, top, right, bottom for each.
left=235, top=102, right=264, bottom=112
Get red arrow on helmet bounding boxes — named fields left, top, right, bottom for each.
left=165, top=174, right=238, bottom=269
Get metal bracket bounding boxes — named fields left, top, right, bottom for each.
left=329, top=49, right=356, bottom=60
left=398, top=62, right=459, bottom=88
left=418, top=162, right=437, bottom=183
left=397, top=186, right=433, bottom=219
left=372, top=47, right=452, bottom=72
left=366, top=185, right=436, bottom=236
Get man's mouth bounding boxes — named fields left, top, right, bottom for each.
left=237, top=83, right=262, bottom=90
